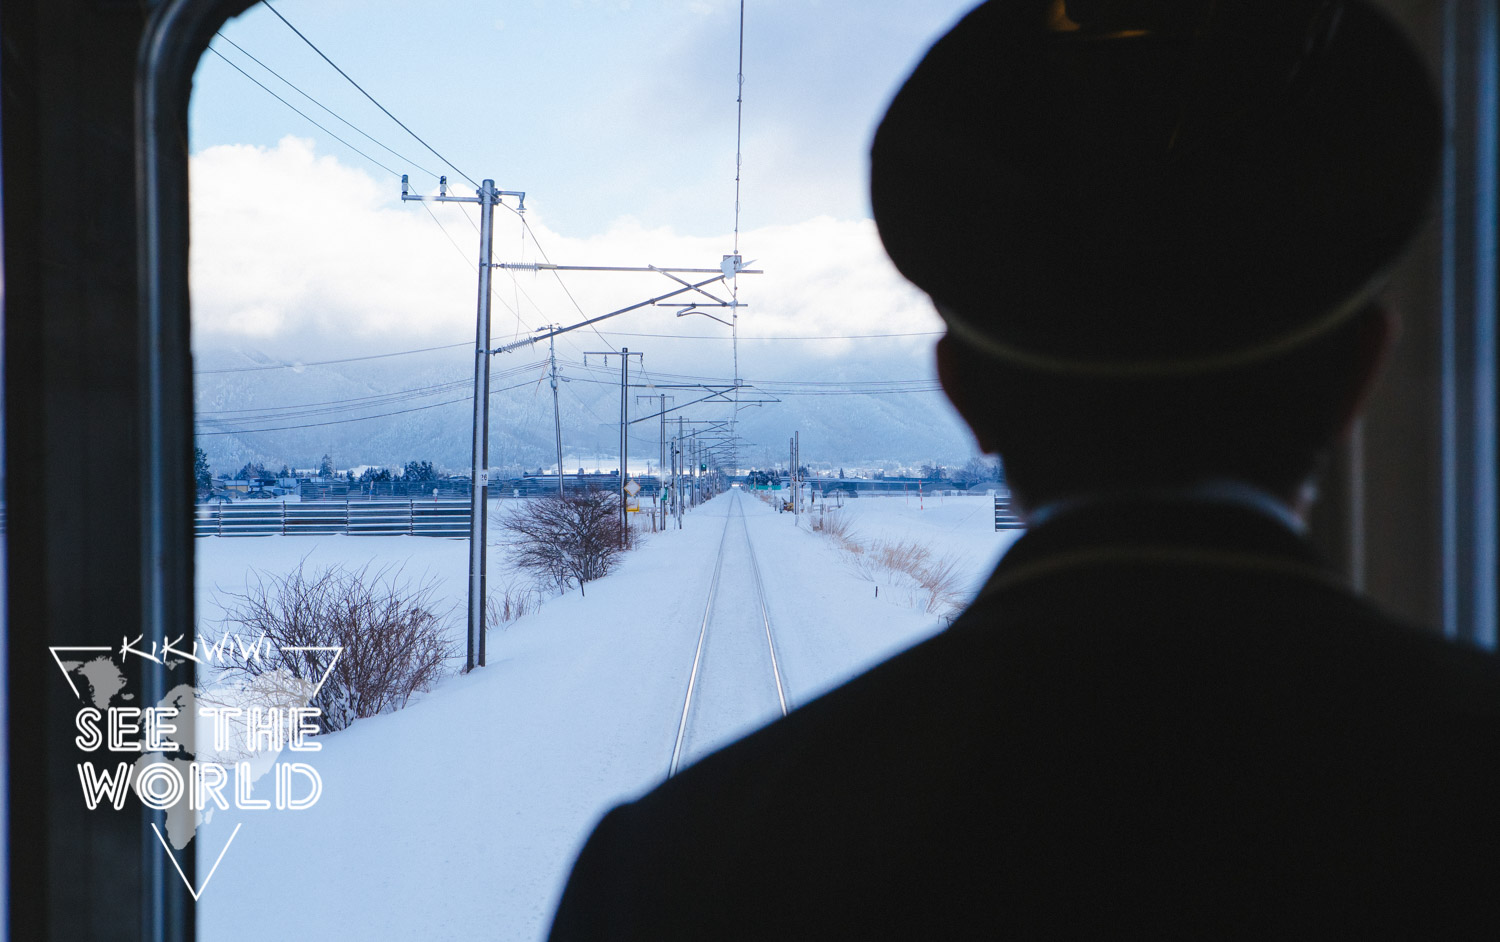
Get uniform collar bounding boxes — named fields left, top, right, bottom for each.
left=978, top=488, right=1333, bottom=605
left=1025, top=479, right=1305, bottom=536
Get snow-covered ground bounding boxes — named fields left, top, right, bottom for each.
left=192, top=490, right=1021, bottom=940
left=801, top=489, right=1017, bottom=596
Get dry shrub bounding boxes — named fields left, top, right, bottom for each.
left=502, top=489, right=628, bottom=596
left=811, top=509, right=862, bottom=554
left=814, top=524, right=964, bottom=617
left=215, top=562, right=458, bottom=732
left=487, top=580, right=539, bottom=627
left=909, top=548, right=966, bottom=615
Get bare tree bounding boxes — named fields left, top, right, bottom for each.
left=501, top=489, right=629, bottom=597
left=214, top=562, right=458, bottom=732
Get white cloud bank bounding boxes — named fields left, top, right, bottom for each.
left=189, top=137, right=942, bottom=380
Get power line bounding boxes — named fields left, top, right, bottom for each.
left=412, top=196, right=534, bottom=333
left=205, top=45, right=402, bottom=178
left=560, top=358, right=939, bottom=392
left=561, top=372, right=940, bottom=396
left=211, top=32, right=441, bottom=180
left=263, top=0, right=479, bottom=189
left=587, top=329, right=944, bottom=342
left=197, top=359, right=545, bottom=418
left=751, top=387, right=943, bottom=397
left=509, top=211, right=621, bottom=352
left=194, top=341, right=469, bottom=375
left=204, top=32, right=532, bottom=347
left=733, top=0, right=746, bottom=259
left=198, top=379, right=471, bottom=416
left=195, top=377, right=542, bottom=436
left=564, top=375, right=942, bottom=396
left=196, top=395, right=469, bottom=435
left=419, top=198, right=484, bottom=272
left=198, top=361, right=546, bottom=416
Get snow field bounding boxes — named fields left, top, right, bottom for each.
left=192, top=491, right=1019, bottom=940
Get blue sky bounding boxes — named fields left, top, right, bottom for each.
left=191, top=0, right=978, bottom=239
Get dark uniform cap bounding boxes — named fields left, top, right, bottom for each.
left=871, top=0, right=1441, bottom=375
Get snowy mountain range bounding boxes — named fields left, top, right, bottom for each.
left=193, top=343, right=981, bottom=477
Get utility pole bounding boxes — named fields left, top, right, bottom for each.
left=621, top=349, right=628, bottom=529
left=637, top=392, right=672, bottom=531
left=403, top=180, right=758, bottom=669
left=402, top=175, right=524, bottom=672
left=547, top=330, right=565, bottom=497
left=483, top=263, right=765, bottom=529
left=666, top=396, right=672, bottom=534
left=794, top=430, right=800, bottom=521
left=584, top=348, right=643, bottom=535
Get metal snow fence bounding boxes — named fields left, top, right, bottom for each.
left=993, top=493, right=1025, bottom=531
left=195, top=499, right=470, bottom=538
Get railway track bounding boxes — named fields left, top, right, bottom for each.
left=668, top=488, right=788, bottom=776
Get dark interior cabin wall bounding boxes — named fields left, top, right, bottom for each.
left=1310, top=0, right=1451, bottom=634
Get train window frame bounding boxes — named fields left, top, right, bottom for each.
left=1437, top=0, right=1497, bottom=648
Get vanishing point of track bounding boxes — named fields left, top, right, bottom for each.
left=668, top=489, right=788, bottom=776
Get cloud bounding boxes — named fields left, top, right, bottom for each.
left=191, top=136, right=479, bottom=350
left=189, top=137, right=942, bottom=382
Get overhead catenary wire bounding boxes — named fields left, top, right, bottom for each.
left=419, top=198, right=482, bottom=270
left=200, top=21, right=538, bottom=363
left=211, top=32, right=442, bottom=180
left=203, top=28, right=540, bottom=365
left=196, top=376, right=545, bottom=436
left=727, top=0, right=749, bottom=465
left=206, top=5, right=926, bottom=465
left=195, top=341, right=472, bottom=374
left=196, top=395, right=469, bottom=435
left=564, top=375, right=943, bottom=397
left=411, top=194, right=536, bottom=337
left=586, top=329, right=945, bottom=342
left=559, top=358, right=941, bottom=395
left=262, top=0, right=479, bottom=189
left=733, top=0, right=746, bottom=262
left=507, top=209, right=624, bottom=353
left=200, top=11, right=726, bottom=473
left=198, top=379, right=472, bottom=417
left=198, top=360, right=547, bottom=418
left=204, top=46, right=403, bottom=178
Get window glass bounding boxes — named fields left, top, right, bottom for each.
left=187, top=4, right=994, bottom=939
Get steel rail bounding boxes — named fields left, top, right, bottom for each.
left=668, top=499, right=734, bottom=777
left=667, top=489, right=789, bottom=776
left=738, top=492, right=790, bottom=717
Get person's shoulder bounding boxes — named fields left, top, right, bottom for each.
left=551, top=581, right=1500, bottom=939
left=548, top=627, right=981, bottom=939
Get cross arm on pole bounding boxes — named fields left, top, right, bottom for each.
left=491, top=263, right=762, bottom=275
left=487, top=274, right=731, bottom=355
left=401, top=174, right=525, bottom=208
left=648, top=266, right=737, bottom=308
left=628, top=387, right=758, bottom=423
left=582, top=350, right=644, bottom=367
